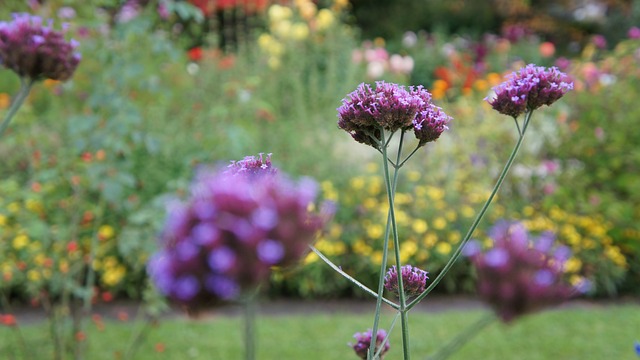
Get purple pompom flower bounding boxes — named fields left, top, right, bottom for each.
left=468, top=220, right=589, bottom=323
left=148, top=155, right=327, bottom=312
left=0, top=13, right=81, bottom=81
left=350, top=329, right=390, bottom=359
left=337, top=81, right=450, bottom=149
left=485, top=64, right=573, bottom=118
left=384, top=264, right=429, bottom=298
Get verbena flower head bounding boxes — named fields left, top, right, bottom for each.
left=466, top=220, right=588, bottom=323
left=350, top=329, right=390, bottom=359
left=148, top=156, right=326, bottom=311
left=226, top=152, right=276, bottom=178
left=337, top=82, right=450, bottom=149
left=485, top=64, right=573, bottom=118
left=0, top=13, right=81, bottom=81
left=384, top=264, right=429, bottom=298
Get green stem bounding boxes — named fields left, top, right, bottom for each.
left=408, top=111, right=534, bottom=310
left=368, top=129, right=403, bottom=360
left=426, top=313, right=496, bottom=360
left=0, top=78, right=35, bottom=139
left=387, top=132, right=410, bottom=360
left=374, top=312, right=401, bottom=359
left=309, top=245, right=399, bottom=309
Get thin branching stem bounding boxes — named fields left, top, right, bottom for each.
left=408, top=111, right=534, bottom=311
left=426, top=313, right=496, bottom=360
left=309, top=246, right=399, bottom=309
left=0, top=78, right=34, bottom=139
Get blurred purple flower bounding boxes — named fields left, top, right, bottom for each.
left=384, top=264, right=429, bottom=298
left=629, top=26, right=640, bottom=39
left=0, top=13, right=81, bottom=81
left=148, top=155, right=328, bottom=311
left=350, top=329, right=390, bottom=359
left=337, top=81, right=450, bottom=149
left=468, top=220, right=588, bottom=323
left=485, top=64, right=573, bottom=118
left=592, top=34, right=607, bottom=49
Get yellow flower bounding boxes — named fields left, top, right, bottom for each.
left=0, top=214, right=7, bottom=226
left=268, top=4, right=293, bottom=23
left=564, top=257, right=582, bottom=273
left=422, top=233, right=437, bottom=247
left=25, top=199, right=44, bottom=214
left=412, top=219, right=428, bottom=234
left=445, top=210, right=457, bottom=222
left=304, top=251, right=318, bottom=264
left=426, top=186, right=444, bottom=201
left=8, top=202, right=20, bottom=213
left=352, top=239, right=372, bottom=256
left=27, top=270, right=41, bottom=282
left=407, top=170, right=421, bottom=182
left=436, top=242, right=452, bottom=256
left=433, top=217, right=447, bottom=230
left=365, top=163, right=378, bottom=173
left=321, top=181, right=338, bottom=201
left=367, top=177, right=382, bottom=195
left=461, top=205, right=475, bottom=218
left=522, top=206, right=535, bottom=217
left=273, top=20, right=292, bottom=38
left=605, top=246, right=627, bottom=268
left=448, top=231, right=461, bottom=244
left=367, top=224, right=384, bottom=239
left=98, top=225, right=115, bottom=240
left=102, top=265, right=126, bottom=287
left=400, top=241, right=417, bottom=263
left=12, top=234, right=29, bottom=250
left=316, top=9, right=335, bottom=31
left=350, top=177, right=365, bottom=190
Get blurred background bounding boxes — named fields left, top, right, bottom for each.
left=1, top=0, right=639, bottom=307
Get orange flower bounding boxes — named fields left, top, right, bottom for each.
left=1, top=314, right=17, bottom=326
left=0, top=93, right=10, bottom=109
left=539, top=42, right=556, bottom=58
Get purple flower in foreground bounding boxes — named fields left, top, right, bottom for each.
left=0, top=13, right=81, bottom=81
left=350, top=329, right=390, bottom=359
left=384, top=264, right=429, bottom=298
left=148, top=156, right=327, bottom=312
left=485, top=64, right=573, bottom=118
left=467, top=220, right=588, bottom=323
left=337, top=81, right=450, bottom=149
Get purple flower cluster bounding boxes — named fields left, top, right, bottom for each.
left=226, top=152, right=276, bottom=178
left=148, top=159, right=326, bottom=311
left=465, top=220, right=588, bottom=323
left=384, top=264, right=429, bottom=298
left=337, top=81, right=451, bottom=149
left=485, top=64, right=573, bottom=118
left=350, top=329, right=390, bottom=360
left=0, top=13, right=81, bottom=81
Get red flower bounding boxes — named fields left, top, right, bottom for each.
left=187, top=47, right=203, bottom=62
left=1, top=314, right=17, bottom=326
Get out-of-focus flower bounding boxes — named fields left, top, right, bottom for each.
left=634, top=341, right=640, bottom=357
left=591, top=34, right=607, bottom=49
left=315, top=8, right=334, bottom=31
left=389, top=54, right=414, bottom=75
left=188, top=47, right=203, bottom=62
left=148, top=156, right=327, bottom=311
left=466, top=220, right=590, bottom=323
left=116, top=0, right=141, bottom=23
left=57, top=7, right=77, bottom=20
left=384, top=264, right=428, bottom=297
left=337, top=82, right=450, bottom=148
left=485, top=64, right=573, bottom=118
left=158, top=2, right=171, bottom=20
left=539, top=41, right=555, bottom=58
left=350, top=329, right=390, bottom=359
left=0, top=13, right=81, bottom=81
left=628, top=26, right=640, bottom=39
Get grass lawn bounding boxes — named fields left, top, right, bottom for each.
left=1, top=303, right=638, bottom=359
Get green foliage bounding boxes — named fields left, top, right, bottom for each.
left=547, top=39, right=640, bottom=294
